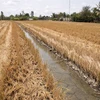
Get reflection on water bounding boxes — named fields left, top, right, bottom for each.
left=21, top=26, right=100, bottom=100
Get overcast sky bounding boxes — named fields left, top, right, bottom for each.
left=0, top=0, right=99, bottom=16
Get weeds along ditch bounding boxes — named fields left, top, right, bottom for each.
left=0, top=22, right=64, bottom=100
left=18, top=21, right=100, bottom=92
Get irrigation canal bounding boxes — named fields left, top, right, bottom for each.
left=20, top=26, right=100, bottom=100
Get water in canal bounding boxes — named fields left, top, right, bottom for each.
left=20, top=26, right=100, bottom=100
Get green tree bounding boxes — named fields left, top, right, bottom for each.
left=52, top=13, right=56, bottom=18
left=51, top=13, right=58, bottom=20
left=31, top=11, right=34, bottom=17
left=71, top=12, right=80, bottom=21
left=93, top=2, right=100, bottom=22
left=80, top=6, right=93, bottom=22
left=10, top=15, right=14, bottom=20
left=63, top=12, right=66, bottom=18
left=19, top=13, right=22, bottom=17
left=25, top=13, right=30, bottom=17
left=1, top=11, right=4, bottom=20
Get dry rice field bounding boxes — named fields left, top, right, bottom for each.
left=18, top=21, right=100, bottom=85
left=0, top=21, right=63, bottom=100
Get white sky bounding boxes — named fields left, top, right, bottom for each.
left=0, top=0, right=99, bottom=16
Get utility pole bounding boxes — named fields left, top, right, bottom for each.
left=69, top=0, right=71, bottom=21
left=69, top=0, right=70, bottom=15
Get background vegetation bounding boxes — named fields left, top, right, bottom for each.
left=0, top=2, right=100, bottom=22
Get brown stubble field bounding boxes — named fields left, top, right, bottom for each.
left=0, top=21, right=63, bottom=100
left=23, top=21, right=100, bottom=44
left=19, top=21, right=100, bottom=85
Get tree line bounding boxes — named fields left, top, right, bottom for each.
left=71, top=3, right=100, bottom=22
left=51, top=2, right=100, bottom=22
left=0, top=2, right=100, bottom=22
left=0, top=11, right=34, bottom=20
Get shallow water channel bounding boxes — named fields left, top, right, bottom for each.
left=20, top=26, right=100, bottom=100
